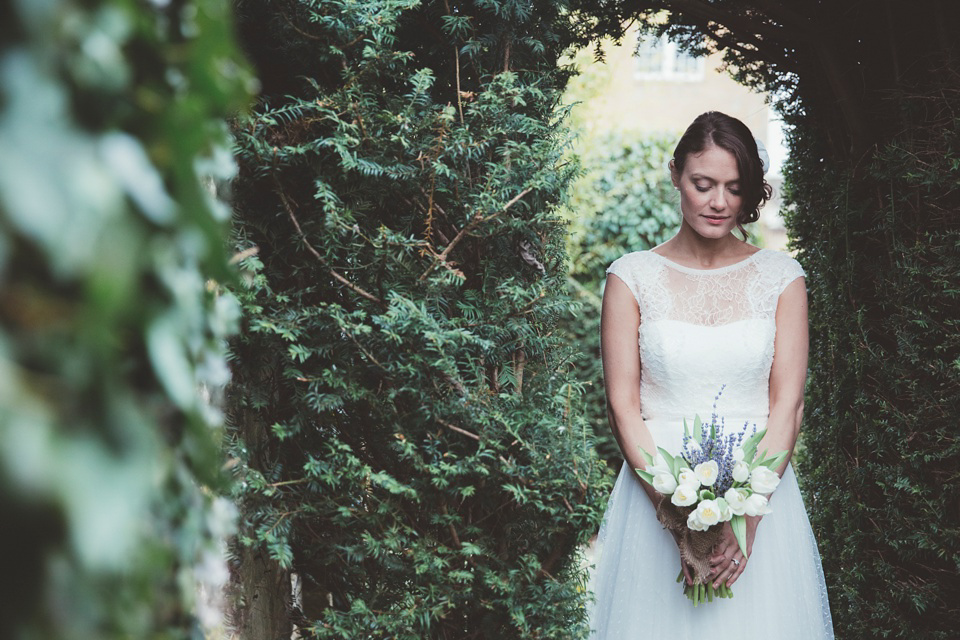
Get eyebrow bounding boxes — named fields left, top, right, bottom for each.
left=690, top=173, right=740, bottom=184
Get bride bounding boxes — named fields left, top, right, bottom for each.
left=590, top=112, right=834, bottom=638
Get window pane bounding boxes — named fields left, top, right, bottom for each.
left=635, top=35, right=664, bottom=75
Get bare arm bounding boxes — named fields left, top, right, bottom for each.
left=758, top=275, right=810, bottom=475
left=602, top=271, right=697, bottom=584
left=600, top=273, right=661, bottom=508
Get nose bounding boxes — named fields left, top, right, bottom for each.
left=710, top=190, right=727, bottom=211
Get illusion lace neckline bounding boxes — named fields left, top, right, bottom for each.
left=648, top=248, right=767, bottom=274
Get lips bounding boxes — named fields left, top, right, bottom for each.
left=702, top=214, right=729, bottom=225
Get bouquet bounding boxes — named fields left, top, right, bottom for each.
left=635, top=388, right=787, bottom=606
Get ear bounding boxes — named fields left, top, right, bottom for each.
left=669, top=159, right=680, bottom=189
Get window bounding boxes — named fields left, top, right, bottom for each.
left=634, top=34, right=705, bottom=82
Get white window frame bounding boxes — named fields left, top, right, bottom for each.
left=634, top=34, right=706, bottom=82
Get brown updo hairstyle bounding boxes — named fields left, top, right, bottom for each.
left=672, top=111, right=772, bottom=239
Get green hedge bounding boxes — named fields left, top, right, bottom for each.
left=786, top=82, right=960, bottom=638
left=226, top=1, right=610, bottom=637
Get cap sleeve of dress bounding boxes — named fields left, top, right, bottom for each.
left=778, top=254, right=806, bottom=296
left=605, top=253, right=643, bottom=309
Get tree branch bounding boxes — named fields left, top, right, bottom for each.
left=418, top=187, right=532, bottom=281
left=660, top=0, right=792, bottom=42
left=662, top=0, right=869, bottom=156
left=745, top=0, right=815, bottom=37
left=538, top=532, right=570, bottom=581
left=438, top=418, right=481, bottom=441
left=273, top=178, right=383, bottom=305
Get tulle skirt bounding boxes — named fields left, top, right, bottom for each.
left=588, top=421, right=834, bottom=639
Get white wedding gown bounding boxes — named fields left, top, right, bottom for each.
left=589, top=248, right=834, bottom=639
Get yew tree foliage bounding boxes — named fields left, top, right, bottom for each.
left=227, top=1, right=609, bottom=638
left=563, top=1, right=960, bottom=637
left=0, top=0, right=251, bottom=638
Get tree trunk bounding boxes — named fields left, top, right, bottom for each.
left=231, top=543, right=291, bottom=640
left=227, top=407, right=292, bottom=640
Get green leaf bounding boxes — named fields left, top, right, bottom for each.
left=732, top=515, right=748, bottom=558
left=657, top=446, right=675, bottom=470
left=672, top=454, right=685, bottom=477
left=740, top=427, right=768, bottom=461
left=637, top=446, right=654, bottom=467
left=635, top=469, right=654, bottom=485
left=693, top=414, right=703, bottom=443
left=760, top=450, right=789, bottom=470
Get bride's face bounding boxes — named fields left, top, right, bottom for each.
left=670, top=144, right=743, bottom=240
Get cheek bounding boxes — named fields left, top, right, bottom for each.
left=679, top=186, right=707, bottom=208
left=730, top=195, right=745, bottom=214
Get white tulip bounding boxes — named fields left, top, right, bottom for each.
left=749, top=466, right=781, bottom=495
left=744, top=493, right=773, bottom=517
left=724, top=487, right=748, bottom=516
left=687, top=509, right=710, bottom=532
left=695, top=499, right=721, bottom=527
left=649, top=454, right=673, bottom=477
left=677, top=468, right=700, bottom=489
left=732, top=447, right=745, bottom=462
left=716, top=497, right=734, bottom=522
left=732, top=460, right=750, bottom=483
left=653, top=473, right=678, bottom=495
left=671, top=483, right=699, bottom=507
left=694, top=460, right=719, bottom=486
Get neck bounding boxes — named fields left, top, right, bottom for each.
left=669, top=221, right=744, bottom=265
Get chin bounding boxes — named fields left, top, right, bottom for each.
left=695, top=224, right=736, bottom=239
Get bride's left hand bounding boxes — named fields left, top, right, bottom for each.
left=708, top=515, right=761, bottom=589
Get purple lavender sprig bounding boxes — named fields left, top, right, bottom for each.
left=680, top=386, right=757, bottom=497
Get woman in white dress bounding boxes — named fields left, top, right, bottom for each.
left=590, top=112, right=834, bottom=639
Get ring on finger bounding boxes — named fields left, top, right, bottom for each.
left=731, top=557, right=741, bottom=567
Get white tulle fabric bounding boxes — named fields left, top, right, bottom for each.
left=589, top=249, right=834, bottom=639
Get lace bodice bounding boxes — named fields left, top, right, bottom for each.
left=606, top=248, right=805, bottom=432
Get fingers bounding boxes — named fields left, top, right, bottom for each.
left=709, top=528, right=739, bottom=565
left=709, top=541, right=735, bottom=566
left=681, top=560, right=694, bottom=586
left=709, top=548, right=730, bottom=566
left=712, top=552, right=747, bottom=589
left=726, top=553, right=747, bottom=587
left=712, top=557, right=734, bottom=589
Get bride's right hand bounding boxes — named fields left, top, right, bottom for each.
left=669, top=530, right=694, bottom=586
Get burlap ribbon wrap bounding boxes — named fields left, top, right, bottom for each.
left=656, top=499, right=723, bottom=584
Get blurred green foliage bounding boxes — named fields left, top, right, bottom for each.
left=225, top=0, right=611, bottom=637
left=559, top=131, right=680, bottom=467
left=0, top=0, right=251, bottom=637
